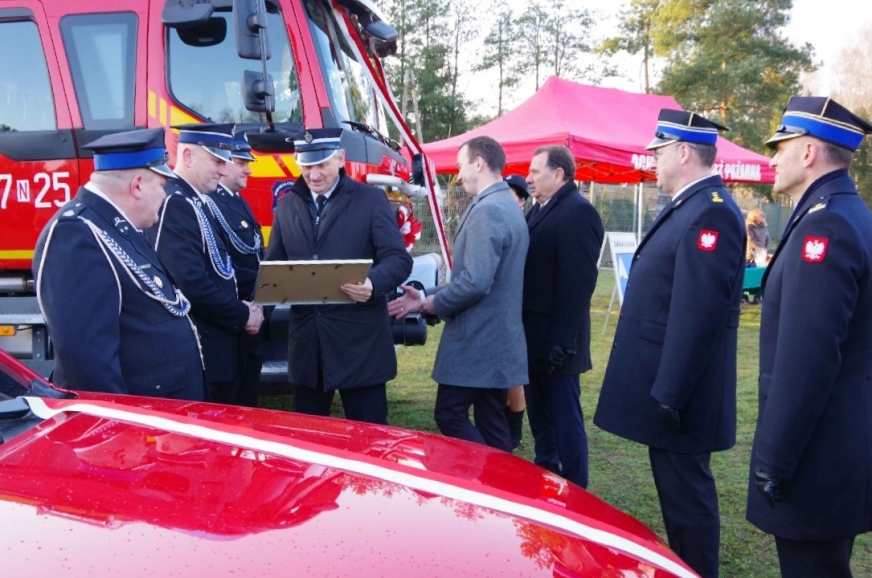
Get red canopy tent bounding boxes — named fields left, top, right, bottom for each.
left=422, top=76, right=774, bottom=184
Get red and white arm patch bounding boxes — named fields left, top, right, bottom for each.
left=697, top=229, right=719, bottom=251
left=802, top=235, right=828, bottom=263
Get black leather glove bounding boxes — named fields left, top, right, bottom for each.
left=753, top=468, right=784, bottom=507
left=545, top=345, right=576, bottom=375
left=658, top=403, right=681, bottom=431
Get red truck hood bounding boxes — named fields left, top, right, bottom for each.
left=0, top=395, right=696, bottom=577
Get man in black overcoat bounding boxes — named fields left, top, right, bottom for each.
left=594, top=110, right=746, bottom=578
left=146, top=125, right=264, bottom=403
left=265, top=128, right=412, bottom=424
left=747, top=96, right=872, bottom=578
left=522, top=145, right=604, bottom=488
left=34, top=128, right=205, bottom=400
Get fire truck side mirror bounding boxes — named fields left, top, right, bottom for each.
left=162, top=0, right=215, bottom=28
left=358, top=13, right=397, bottom=44
left=233, top=0, right=271, bottom=60
left=242, top=70, right=275, bottom=113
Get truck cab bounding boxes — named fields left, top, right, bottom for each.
left=0, top=0, right=448, bottom=377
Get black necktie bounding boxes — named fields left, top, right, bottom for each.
left=528, top=203, right=541, bottom=220
left=313, top=195, right=328, bottom=239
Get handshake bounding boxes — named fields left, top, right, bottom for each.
left=243, top=301, right=264, bottom=335
left=388, top=284, right=437, bottom=320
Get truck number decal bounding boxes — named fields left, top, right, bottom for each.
left=0, top=174, right=10, bottom=209
left=0, top=172, right=71, bottom=209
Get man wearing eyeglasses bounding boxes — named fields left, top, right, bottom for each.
left=594, top=110, right=746, bottom=578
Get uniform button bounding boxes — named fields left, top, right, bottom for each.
left=312, top=254, right=319, bottom=260
left=156, top=385, right=161, bottom=391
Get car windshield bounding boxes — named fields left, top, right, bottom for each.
left=167, top=2, right=301, bottom=123
left=0, top=359, right=32, bottom=401
left=304, top=0, right=386, bottom=133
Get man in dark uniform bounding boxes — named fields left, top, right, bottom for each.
left=33, top=128, right=205, bottom=400
left=522, top=146, right=604, bottom=488
left=265, top=128, right=412, bottom=424
left=146, top=125, right=264, bottom=404
left=594, top=110, right=745, bottom=578
left=747, top=97, right=872, bottom=578
left=207, top=128, right=265, bottom=407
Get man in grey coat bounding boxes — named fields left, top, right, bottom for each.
left=389, top=136, right=529, bottom=452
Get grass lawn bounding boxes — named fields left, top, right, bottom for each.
left=261, top=270, right=871, bottom=576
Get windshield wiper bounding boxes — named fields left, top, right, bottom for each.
left=0, top=397, right=45, bottom=445
left=341, top=120, right=400, bottom=152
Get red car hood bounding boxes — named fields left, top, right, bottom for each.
left=0, top=394, right=696, bottom=577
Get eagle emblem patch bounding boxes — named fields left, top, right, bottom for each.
left=802, top=236, right=828, bottom=263
left=698, top=230, right=719, bottom=251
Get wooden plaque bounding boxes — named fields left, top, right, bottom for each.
left=253, top=259, right=372, bottom=305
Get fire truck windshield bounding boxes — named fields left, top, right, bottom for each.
left=167, top=4, right=301, bottom=123
left=304, top=0, right=386, bottom=134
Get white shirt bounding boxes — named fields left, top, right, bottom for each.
left=672, top=174, right=714, bottom=202
left=85, top=182, right=141, bottom=232
left=310, top=177, right=340, bottom=205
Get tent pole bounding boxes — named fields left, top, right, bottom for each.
left=637, top=183, right=643, bottom=243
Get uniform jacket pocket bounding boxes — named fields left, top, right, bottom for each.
left=639, top=320, right=666, bottom=344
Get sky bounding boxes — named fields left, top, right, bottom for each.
left=465, top=0, right=872, bottom=116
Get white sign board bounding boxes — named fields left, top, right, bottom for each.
left=606, top=232, right=638, bottom=305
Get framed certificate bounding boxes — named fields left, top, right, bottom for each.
left=253, top=259, right=372, bottom=305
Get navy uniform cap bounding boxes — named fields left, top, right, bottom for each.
left=766, top=96, right=872, bottom=152
left=294, top=128, right=343, bottom=166
left=83, top=127, right=173, bottom=178
left=504, top=174, right=529, bottom=199
left=230, top=127, right=256, bottom=162
left=174, top=123, right=234, bottom=162
left=646, top=109, right=729, bottom=150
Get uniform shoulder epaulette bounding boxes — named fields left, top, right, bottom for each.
left=808, top=202, right=827, bottom=214
left=710, top=191, right=725, bottom=203
left=58, top=202, right=87, bottom=220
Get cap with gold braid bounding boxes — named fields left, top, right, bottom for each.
left=766, top=96, right=872, bottom=152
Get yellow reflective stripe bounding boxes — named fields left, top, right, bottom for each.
left=159, top=98, right=169, bottom=126
left=148, top=90, right=157, bottom=120
left=279, top=155, right=301, bottom=177
left=249, top=154, right=286, bottom=178
left=169, top=106, right=198, bottom=127
left=0, top=250, right=35, bottom=259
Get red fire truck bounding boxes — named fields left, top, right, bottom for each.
left=0, top=0, right=450, bottom=377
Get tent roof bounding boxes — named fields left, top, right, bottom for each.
left=422, top=77, right=774, bottom=184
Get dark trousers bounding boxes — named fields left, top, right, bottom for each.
left=210, top=378, right=239, bottom=405
left=649, top=447, right=720, bottom=578
left=235, top=334, right=263, bottom=408
left=775, top=536, right=855, bottom=578
left=434, top=384, right=512, bottom=452
left=293, top=383, right=388, bottom=425
left=524, top=372, right=588, bottom=488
